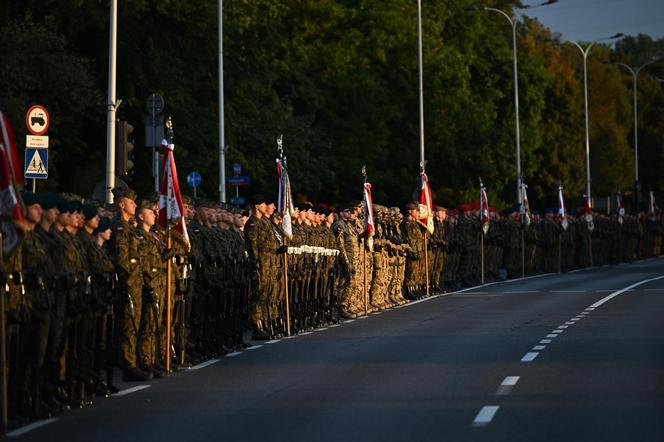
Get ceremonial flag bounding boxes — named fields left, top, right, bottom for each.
left=418, top=171, right=434, bottom=234
left=583, top=194, right=592, bottom=214
left=363, top=181, right=375, bottom=238
left=276, top=155, right=295, bottom=240
left=616, top=191, right=625, bottom=225
left=0, top=111, right=25, bottom=257
left=159, top=139, right=190, bottom=251
left=520, top=182, right=531, bottom=227
left=558, top=185, right=568, bottom=230
left=480, top=179, right=489, bottom=235
left=649, top=190, right=657, bottom=218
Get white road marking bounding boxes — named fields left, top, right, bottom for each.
left=570, top=318, right=581, bottom=321
left=521, top=352, right=539, bottom=362
left=314, top=327, right=328, bottom=332
left=551, top=330, right=564, bottom=334
left=372, top=311, right=383, bottom=315
left=533, top=345, right=546, bottom=350
left=540, top=339, right=552, bottom=344
left=6, top=418, right=58, bottom=437
left=546, top=334, right=558, bottom=338
left=472, top=406, right=500, bottom=427
left=298, top=331, right=313, bottom=335
left=265, top=339, right=281, bottom=344
left=246, top=345, right=263, bottom=350
left=113, top=385, right=151, bottom=397
left=557, top=325, right=569, bottom=329
left=226, top=351, right=243, bottom=357
left=495, top=376, right=520, bottom=396
left=190, top=359, right=220, bottom=370
left=644, top=288, right=664, bottom=292
left=589, top=275, right=664, bottom=308
left=565, top=321, right=575, bottom=325
left=356, top=316, right=368, bottom=320
left=595, top=289, right=616, bottom=292
left=551, top=290, right=586, bottom=293
left=569, top=269, right=582, bottom=273
left=329, top=324, right=341, bottom=328
left=343, top=319, right=356, bottom=323
left=503, top=290, right=538, bottom=294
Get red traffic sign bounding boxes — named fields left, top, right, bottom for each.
left=26, top=105, right=50, bottom=136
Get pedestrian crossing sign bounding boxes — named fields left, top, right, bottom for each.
left=24, top=147, right=48, bottom=179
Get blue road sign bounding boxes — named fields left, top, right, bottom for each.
left=24, top=148, right=48, bottom=179
left=226, top=175, right=251, bottom=186
left=230, top=196, right=246, bottom=205
left=232, top=163, right=242, bottom=175
left=187, top=171, right=202, bottom=188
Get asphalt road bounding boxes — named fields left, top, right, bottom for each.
left=10, top=258, right=664, bottom=441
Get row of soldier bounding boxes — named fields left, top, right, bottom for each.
left=3, top=189, right=663, bottom=428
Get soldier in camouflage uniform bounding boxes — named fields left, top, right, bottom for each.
left=108, top=188, right=152, bottom=381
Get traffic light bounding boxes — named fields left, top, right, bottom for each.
left=115, top=120, right=135, bottom=176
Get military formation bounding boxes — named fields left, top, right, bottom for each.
left=2, top=187, right=663, bottom=430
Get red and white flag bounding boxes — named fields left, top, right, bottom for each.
left=363, top=181, right=375, bottom=238
left=159, top=139, right=190, bottom=251
left=480, top=180, right=490, bottom=235
left=418, top=171, right=434, bottom=234
left=615, top=191, right=625, bottom=224
left=0, top=111, right=25, bottom=257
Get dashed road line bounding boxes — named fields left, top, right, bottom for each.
left=190, top=359, right=220, bottom=370
left=546, top=334, right=558, bottom=338
left=564, top=321, right=575, bottom=325
left=226, top=351, right=243, bottom=357
left=521, top=352, right=539, bottom=362
left=6, top=418, right=59, bottom=437
left=551, top=290, right=586, bottom=293
left=503, top=290, right=538, bottom=294
left=495, top=376, right=520, bottom=396
left=113, top=385, right=151, bottom=397
left=532, top=345, right=546, bottom=351
left=540, top=339, right=552, bottom=344
left=265, top=339, right=281, bottom=344
left=472, top=406, right=500, bottom=427
left=246, top=345, right=263, bottom=350
left=557, top=325, right=569, bottom=329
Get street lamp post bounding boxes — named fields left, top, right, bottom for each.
left=472, top=0, right=557, bottom=205
left=609, top=57, right=662, bottom=184
left=568, top=33, right=623, bottom=207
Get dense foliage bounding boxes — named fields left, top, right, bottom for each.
left=1, top=1, right=663, bottom=210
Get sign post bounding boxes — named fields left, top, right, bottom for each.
left=186, top=171, right=202, bottom=198
left=25, top=105, right=50, bottom=191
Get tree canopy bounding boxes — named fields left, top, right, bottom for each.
left=1, top=1, right=663, bottom=211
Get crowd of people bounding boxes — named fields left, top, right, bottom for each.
left=2, top=186, right=663, bottom=429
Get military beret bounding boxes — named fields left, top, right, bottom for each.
left=112, top=187, right=137, bottom=201
left=433, top=205, right=447, bottom=212
left=406, top=202, right=419, bottom=211
left=297, top=202, right=314, bottom=211
left=21, top=191, right=40, bottom=207
left=94, top=217, right=112, bottom=235
left=37, top=192, right=58, bottom=210
left=68, top=199, right=83, bottom=213
left=82, top=203, right=99, bottom=220
left=250, top=194, right=268, bottom=205
left=55, top=195, right=70, bottom=213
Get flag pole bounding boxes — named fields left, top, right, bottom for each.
left=166, top=228, right=172, bottom=373
left=363, top=243, right=368, bottom=316
left=521, top=229, right=525, bottom=278
left=0, top=232, right=7, bottom=435
left=481, top=232, right=485, bottom=285
left=283, top=252, right=291, bottom=337
left=424, top=232, right=430, bottom=297
left=164, top=116, right=174, bottom=373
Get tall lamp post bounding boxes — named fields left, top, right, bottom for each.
left=607, top=57, right=662, bottom=186
left=470, top=0, right=557, bottom=205
left=568, top=33, right=624, bottom=207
